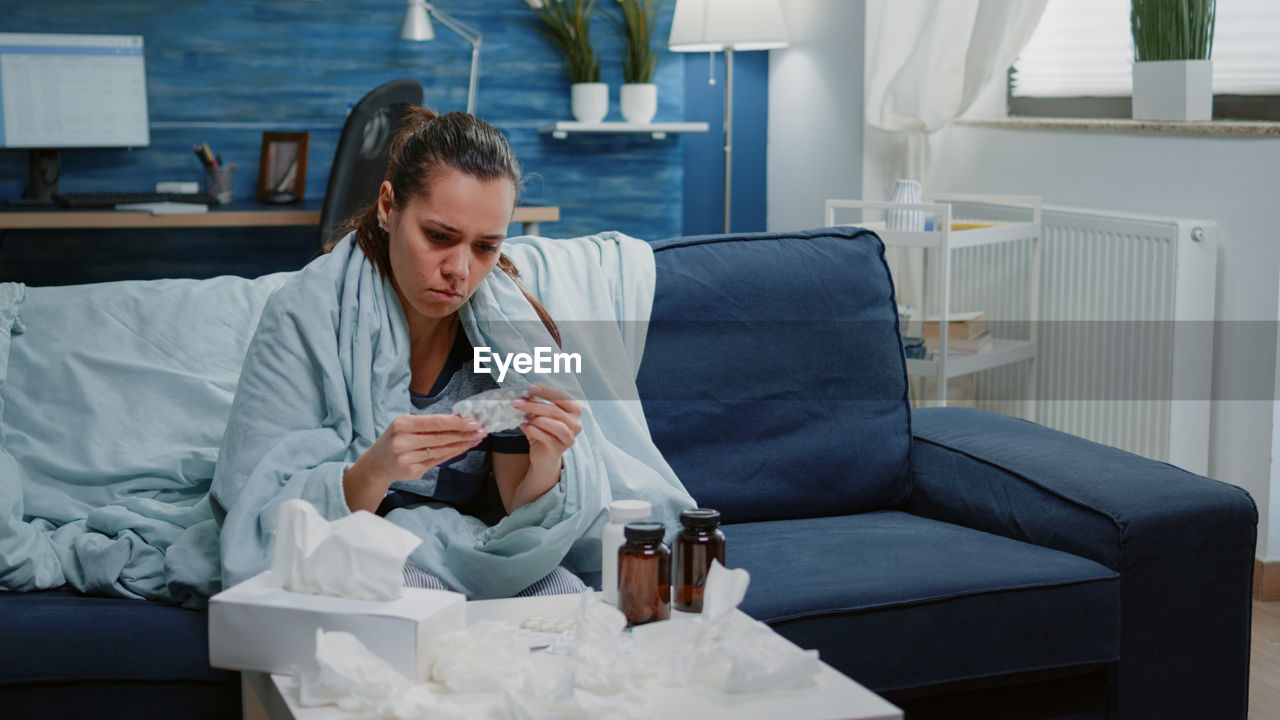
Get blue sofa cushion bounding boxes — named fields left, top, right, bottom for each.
left=0, top=590, right=233, bottom=685
left=727, top=511, right=1120, bottom=692
left=637, top=228, right=911, bottom=523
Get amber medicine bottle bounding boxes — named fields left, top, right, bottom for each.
left=617, top=522, right=670, bottom=627
left=601, top=499, right=651, bottom=605
left=673, top=508, right=725, bottom=613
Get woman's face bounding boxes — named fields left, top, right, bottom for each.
left=378, top=167, right=516, bottom=326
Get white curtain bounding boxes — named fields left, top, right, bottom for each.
left=864, top=0, right=1046, bottom=404
left=866, top=0, right=1048, bottom=181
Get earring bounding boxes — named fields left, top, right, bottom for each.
left=378, top=221, right=387, bottom=231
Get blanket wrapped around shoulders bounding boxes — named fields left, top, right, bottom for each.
left=211, top=232, right=694, bottom=598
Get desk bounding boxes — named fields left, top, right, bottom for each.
left=0, top=201, right=560, bottom=236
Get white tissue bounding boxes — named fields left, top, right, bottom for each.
left=296, top=629, right=469, bottom=719
left=628, top=560, right=822, bottom=694
left=290, top=564, right=820, bottom=716
left=569, top=591, right=631, bottom=695
left=451, top=386, right=530, bottom=433
left=430, top=620, right=531, bottom=693
left=271, top=499, right=422, bottom=601
left=296, top=629, right=408, bottom=707
left=700, top=560, right=752, bottom=628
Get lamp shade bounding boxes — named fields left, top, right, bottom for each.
left=668, top=0, right=789, bottom=52
left=400, top=0, right=435, bottom=41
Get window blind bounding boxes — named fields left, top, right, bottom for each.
left=1012, top=0, right=1280, bottom=98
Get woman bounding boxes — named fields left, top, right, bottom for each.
left=212, top=108, right=594, bottom=596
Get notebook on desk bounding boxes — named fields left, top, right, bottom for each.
left=115, top=202, right=210, bottom=215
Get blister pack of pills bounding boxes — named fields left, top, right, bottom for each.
left=451, top=386, right=529, bottom=434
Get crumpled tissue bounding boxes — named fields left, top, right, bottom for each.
left=451, top=386, right=530, bottom=433
left=291, top=563, right=821, bottom=718
left=627, top=561, right=823, bottom=693
left=429, top=620, right=533, bottom=693
left=296, top=629, right=471, bottom=719
left=271, top=498, right=422, bottom=601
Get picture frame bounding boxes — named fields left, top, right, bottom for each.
left=257, top=131, right=309, bottom=204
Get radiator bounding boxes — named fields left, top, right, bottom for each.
left=914, top=205, right=1218, bottom=475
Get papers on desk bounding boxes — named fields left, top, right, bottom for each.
left=115, top=202, right=210, bottom=215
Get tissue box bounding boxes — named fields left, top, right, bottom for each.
left=209, top=571, right=465, bottom=682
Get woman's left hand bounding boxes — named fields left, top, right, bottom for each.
left=513, top=384, right=583, bottom=470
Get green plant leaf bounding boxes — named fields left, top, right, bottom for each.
left=527, top=0, right=602, bottom=83
left=605, top=0, right=665, bottom=83
left=1131, top=0, right=1215, bottom=61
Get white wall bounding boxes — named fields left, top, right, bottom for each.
left=766, top=0, right=865, bottom=232
left=919, top=124, right=1280, bottom=559
left=772, top=0, right=1280, bottom=560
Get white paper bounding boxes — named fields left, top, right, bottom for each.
left=115, top=201, right=209, bottom=214
left=270, top=498, right=422, bottom=601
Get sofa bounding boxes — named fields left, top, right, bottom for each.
left=0, top=226, right=1257, bottom=719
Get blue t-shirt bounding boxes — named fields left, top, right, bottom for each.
left=375, top=330, right=528, bottom=520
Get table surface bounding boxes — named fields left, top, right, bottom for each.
left=243, top=593, right=902, bottom=720
left=0, top=201, right=559, bottom=230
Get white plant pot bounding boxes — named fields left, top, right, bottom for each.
left=571, top=83, right=609, bottom=123
left=1132, top=60, right=1213, bottom=122
left=620, top=83, right=657, bottom=124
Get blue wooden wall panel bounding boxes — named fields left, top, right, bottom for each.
left=682, top=50, right=768, bottom=236
left=0, top=0, right=698, bottom=242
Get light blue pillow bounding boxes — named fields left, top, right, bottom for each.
left=0, top=282, right=26, bottom=448
left=4, top=274, right=292, bottom=501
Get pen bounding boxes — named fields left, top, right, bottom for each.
left=193, top=144, right=211, bottom=167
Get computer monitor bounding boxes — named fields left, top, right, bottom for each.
left=0, top=32, right=150, bottom=203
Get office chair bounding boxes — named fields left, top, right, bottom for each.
left=319, top=78, right=425, bottom=249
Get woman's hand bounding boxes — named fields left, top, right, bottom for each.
left=513, top=384, right=583, bottom=471
left=343, top=414, right=486, bottom=513
left=491, top=385, right=583, bottom=513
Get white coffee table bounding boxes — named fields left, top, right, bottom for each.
left=241, top=593, right=901, bottom=720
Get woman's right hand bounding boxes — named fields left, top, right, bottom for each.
left=343, top=414, right=487, bottom=513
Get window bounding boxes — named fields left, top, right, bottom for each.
left=1009, top=0, right=1280, bottom=120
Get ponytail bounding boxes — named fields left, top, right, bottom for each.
left=498, top=253, right=562, bottom=348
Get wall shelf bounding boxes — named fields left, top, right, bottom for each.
left=539, top=121, right=710, bottom=140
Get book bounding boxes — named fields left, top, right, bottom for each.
left=924, top=330, right=993, bottom=354
left=115, top=202, right=210, bottom=215
left=920, top=311, right=985, bottom=340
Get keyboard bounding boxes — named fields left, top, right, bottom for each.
left=53, top=191, right=219, bottom=209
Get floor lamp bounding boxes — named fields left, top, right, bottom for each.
left=400, top=0, right=482, bottom=115
left=669, top=0, right=788, bottom=233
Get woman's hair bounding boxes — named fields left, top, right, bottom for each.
left=332, top=107, right=560, bottom=346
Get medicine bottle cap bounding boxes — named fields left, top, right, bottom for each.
left=609, top=499, right=651, bottom=524
left=623, top=522, right=665, bottom=543
left=679, top=508, right=721, bottom=530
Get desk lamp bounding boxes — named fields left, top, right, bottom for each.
left=668, top=0, right=788, bottom=233
left=400, top=0, right=482, bottom=115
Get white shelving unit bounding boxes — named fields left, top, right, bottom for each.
left=538, top=121, right=710, bottom=140
left=825, top=193, right=1043, bottom=407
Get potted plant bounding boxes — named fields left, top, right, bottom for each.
left=609, top=0, right=664, bottom=124
left=1130, top=0, right=1216, bottom=121
left=526, top=0, right=607, bottom=123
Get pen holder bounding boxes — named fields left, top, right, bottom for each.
left=202, top=164, right=234, bottom=204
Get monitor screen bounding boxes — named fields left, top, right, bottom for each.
left=0, top=32, right=149, bottom=149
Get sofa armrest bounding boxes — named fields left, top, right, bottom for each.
left=908, top=407, right=1256, bottom=720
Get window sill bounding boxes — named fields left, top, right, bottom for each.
left=957, top=116, right=1280, bottom=137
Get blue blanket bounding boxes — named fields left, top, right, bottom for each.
left=212, top=232, right=694, bottom=598
left=0, top=274, right=291, bottom=608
